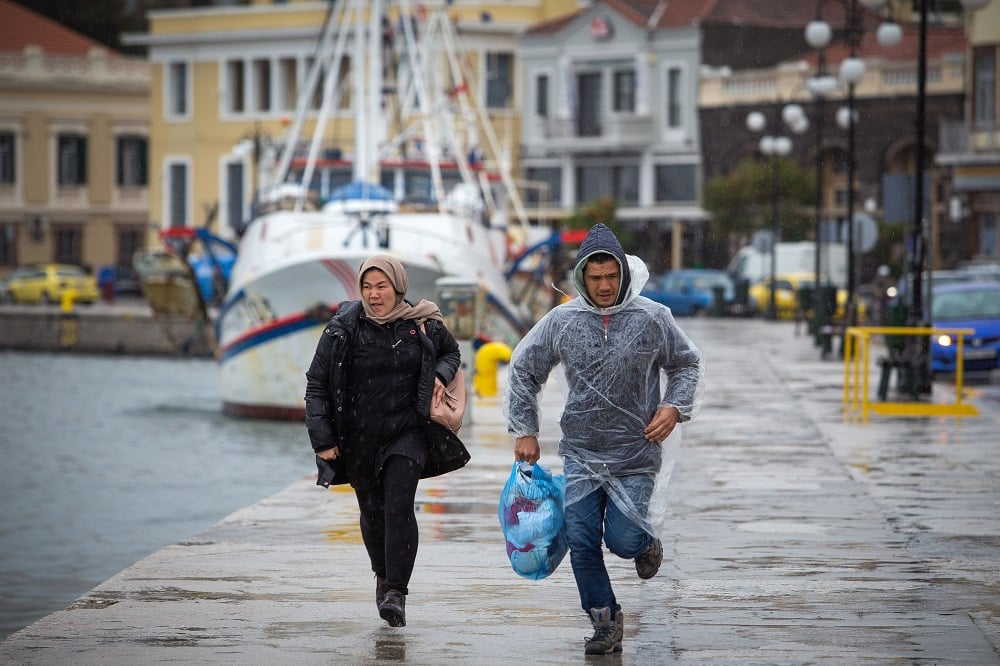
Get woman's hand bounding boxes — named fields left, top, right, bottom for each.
left=316, top=446, right=340, bottom=461
left=432, top=376, right=446, bottom=407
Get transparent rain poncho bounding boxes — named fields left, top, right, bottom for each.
left=503, top=255, right=705, bottom=539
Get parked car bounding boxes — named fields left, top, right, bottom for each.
left=97, top=265, right=144, bottom=299
left=889, top=269, right=980, bottom=307
left=955, top=261, right=1000, bottom=283
left=929, top=281, right=1000, bottom=374
left=113, top=267, right=144, bottom=297
left=641, top=269, right=734, bottom=316
left=748, top=273, right=805, bottom=319
left=2, top=263, right=99, bottom=305
left=747, top=272, right=859, bottom=322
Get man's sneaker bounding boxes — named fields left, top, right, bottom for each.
left=378, top=589, right=406, bottom=627
left=634, top=537, right=662, bottom=579
left=584, top=607, right=623, bottom=655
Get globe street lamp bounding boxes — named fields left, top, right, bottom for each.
left=805, top=0, right=899, bottom=331
left=746, top=110, right=797, bottom=319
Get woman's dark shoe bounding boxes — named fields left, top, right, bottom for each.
left=378, top=589, right=406, bottom=627
left=375, top=575, right=387, bottom=608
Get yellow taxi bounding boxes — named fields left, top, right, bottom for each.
left=2, top=263, right=99, bottom=305
left=748, top=272, right=854, bottom=321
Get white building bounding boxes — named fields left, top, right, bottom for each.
left=518, top=0, right=708, bottom=270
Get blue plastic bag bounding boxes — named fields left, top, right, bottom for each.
left=498, top=461, right=568, bottom=580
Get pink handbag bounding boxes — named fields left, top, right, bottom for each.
left=431, top=367, right=466, bottom=434
left=420, top=321, right=466, bottom=434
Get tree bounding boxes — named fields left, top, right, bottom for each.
left=704, top=156, right=814, bottom=244
left=562, top=198, right=639, bottom=252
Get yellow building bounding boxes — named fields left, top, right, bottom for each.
left=124, top=0, right=581, bottom=246
left=0, top=0, right=150, bottom=281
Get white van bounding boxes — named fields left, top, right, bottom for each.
left=727, top=241, right=848, bottom=287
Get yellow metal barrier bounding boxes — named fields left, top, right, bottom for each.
left=843, top=326, right=978, bottom=421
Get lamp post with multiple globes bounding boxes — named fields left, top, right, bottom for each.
left=803, top=0, right=991, bottom=385
left=745, top=108, right=803, bottom=319
left=803, top=0, right=901, bottom=331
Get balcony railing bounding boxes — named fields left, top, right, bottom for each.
left=543, top=114, right=655, bottom=147
left=939, top=120, right=1000, bottom=156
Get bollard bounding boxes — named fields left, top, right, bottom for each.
left=711, top=286, right=726, bottom=317
left=58, top=289, right=80, bottom=348
left=60, top=288, right=78, bottom=313
left=474, top=342, right=512, bottom=397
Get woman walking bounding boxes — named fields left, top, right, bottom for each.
left=305, top=255, right=469, bottom=627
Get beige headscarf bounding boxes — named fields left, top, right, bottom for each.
left=358, top=255, right=443, bottom=325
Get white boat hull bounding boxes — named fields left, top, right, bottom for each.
left=217, top=208, right=525, bottom=419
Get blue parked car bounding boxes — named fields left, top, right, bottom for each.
left=930, top=281, right=1000, bottom=374
left=641, top=269, right=734, bottom=316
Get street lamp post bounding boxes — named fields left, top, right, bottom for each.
left=811, top=63, right=827, bottom=291
left=747, top=110, right=798, bottom=319
left=910, top=0, right=992, bottom=391
left=804, top=61, right=840, bottom=340
left=805, top=0, right=900, bottom=330
left=912, top=0, right=990, bottom=323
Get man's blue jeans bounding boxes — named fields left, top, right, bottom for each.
left=564, top=475, right=655, bottom=614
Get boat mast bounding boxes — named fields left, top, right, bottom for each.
left=355, top=0, right=382, bottom=184
left=267, top=0, right=349, bottom=204
left=394, top=0, right=447, bottom=205
left=260, top=0, right=528, bottom=227
left=435, top=16, right=529, bottom=227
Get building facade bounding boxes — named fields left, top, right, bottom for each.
left=698, top=2, right=969, bottom=279
left=124, top=0, right=583, bottom=248
left=518, top=0, right=709, bottom=274
left=0, top=0, right=150, bottom=280
left=937, top=0, right=1000, bottom=264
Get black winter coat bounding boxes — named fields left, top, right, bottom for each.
left=304, top=300, right=470, bottom=487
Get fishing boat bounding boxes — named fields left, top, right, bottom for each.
left=133, top=250, right=215, bottom=357
left=216, top=0, right=553, bottom=419
left=134, top=227, right=237, bottom=357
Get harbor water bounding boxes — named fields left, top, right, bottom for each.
left=0, top=351, right=311, bottom=641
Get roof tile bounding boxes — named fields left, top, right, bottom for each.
left=0, top=0, right=109, bottom=56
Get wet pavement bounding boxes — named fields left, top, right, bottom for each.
left=1, top=318, right=998, bottom=664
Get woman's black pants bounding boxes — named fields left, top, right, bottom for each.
left=355, top=455, right=422, bottom=595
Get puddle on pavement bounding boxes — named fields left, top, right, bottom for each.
left=737, top=520, right=828, bottom=534
left=415, top=500, right=492, bottom=515
left=324, top=526, right=364, bottom=544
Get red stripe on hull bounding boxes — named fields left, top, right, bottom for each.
left=321, top=258, right=361, bottom=299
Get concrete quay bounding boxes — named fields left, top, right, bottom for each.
left=0, top=300, right=210, bottom=356
left=1, top=318, right=998, bottom=665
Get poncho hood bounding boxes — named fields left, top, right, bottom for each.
left=571, top=223, right=648, bottom=312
